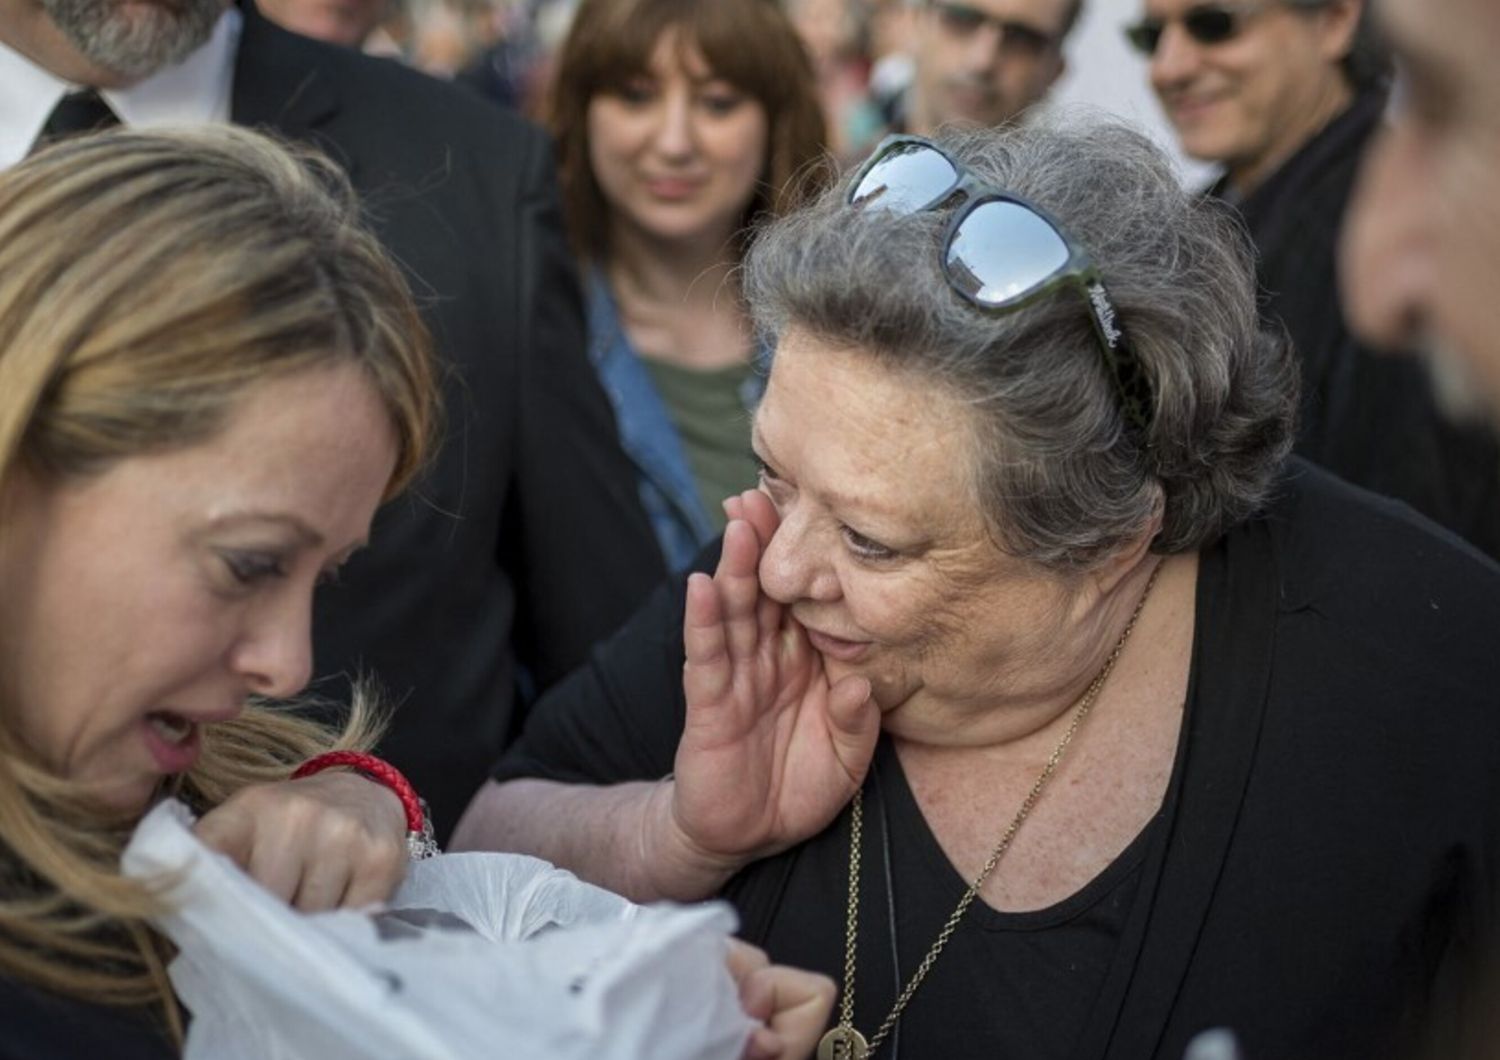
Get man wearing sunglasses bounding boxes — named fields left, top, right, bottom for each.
left=1131, top=0, right=1500, bottom=559
left=1130, top=0, right=1370, bottom=193
left=888, top=0, right=1081, bottom=136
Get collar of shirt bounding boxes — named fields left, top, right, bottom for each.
left=0, top=5, right=242, bottom=169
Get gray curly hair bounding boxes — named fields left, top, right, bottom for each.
left=742, top=114, right=1297, bottom=572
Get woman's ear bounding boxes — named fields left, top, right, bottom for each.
left=1089, top=484, right=1165, bottom=598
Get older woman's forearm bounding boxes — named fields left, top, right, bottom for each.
left=449, top=777, right=742, bottom=903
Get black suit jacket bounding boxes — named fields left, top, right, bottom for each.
left=232, top=6, right=665, bottom=836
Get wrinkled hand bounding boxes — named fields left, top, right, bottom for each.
left=672, top=489, right=880, bottom=870
left=195, top=770, right=408, bottom=911
left=728, top=940, right=836, bottom=1060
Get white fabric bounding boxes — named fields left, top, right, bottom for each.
left=0, top=7, right=239, bottom=168
left=121, top=800, right=754, bottom=1060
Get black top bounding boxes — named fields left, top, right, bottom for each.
left=497, top=460, right=1500, bottom=1059
left=228, top=4, right=666, bottom=838
left=1208, top=88, right=1500, bottom=560
left=0, top=974, right=174, bottom=1060
left=741, top=739, right=1160, bottom=1060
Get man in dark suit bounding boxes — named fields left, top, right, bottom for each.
left=0, top=0, right=666, bottom=838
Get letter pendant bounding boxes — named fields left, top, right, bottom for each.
left=817, top=1026, right=869, bottom=1059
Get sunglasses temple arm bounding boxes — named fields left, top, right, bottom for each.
left=1081, top=280, right=1153, bottom=438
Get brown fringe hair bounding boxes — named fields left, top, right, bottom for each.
left=547, top=0, right=831, bottom=264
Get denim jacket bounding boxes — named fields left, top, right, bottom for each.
left=586, top=271, right=768, bottom=570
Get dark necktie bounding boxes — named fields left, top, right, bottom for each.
left=31, top=89, right=122, bottom=154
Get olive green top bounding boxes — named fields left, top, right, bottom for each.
left=642, top=356, right=760, bottom=530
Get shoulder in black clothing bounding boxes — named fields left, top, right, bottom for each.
left=495, top=538, right=714, bottom=789
left=0, top=973, right=175, bottom=1060
left=1261, top=458, right=1500, bottom=719
left=1123, top=459, right=1500, bottom=1060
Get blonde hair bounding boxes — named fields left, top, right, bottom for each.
left=0, top=126, right=438, bottom=1038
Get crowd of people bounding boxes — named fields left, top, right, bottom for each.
left=1, top=0, right=1499, bottom=1057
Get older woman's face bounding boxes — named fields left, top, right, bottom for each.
left=586, top=28, right=770, bottom=250
left=752, top=330, right=1080, bottom=737
left=0, top=364, right=396, bottom=813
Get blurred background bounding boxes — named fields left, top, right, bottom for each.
left=311, top=0, right=1210, bottom=183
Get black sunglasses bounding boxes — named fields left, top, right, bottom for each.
left=1123, top=2, right=1270, bottom=57
left=930, top=1, right=1056, bottom=56
left=847, top=135, right=1154, bottom=439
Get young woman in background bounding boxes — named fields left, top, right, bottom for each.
left=549, top=0, right=827, bottom=568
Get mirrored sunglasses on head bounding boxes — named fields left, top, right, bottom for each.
left=846, top=135, right=1155, bottom=439
left=1124, top=1, right=1271, bottom=56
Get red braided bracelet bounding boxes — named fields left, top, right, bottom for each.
left=292, top=751, right=439, bottom=859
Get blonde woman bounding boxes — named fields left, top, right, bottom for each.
left=0, top=125, right=438, bottom=1056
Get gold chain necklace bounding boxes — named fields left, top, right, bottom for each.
left=816, top=562, right=1163, bottom=1060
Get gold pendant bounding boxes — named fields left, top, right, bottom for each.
left=817, top=1026, right=869, bottom=1059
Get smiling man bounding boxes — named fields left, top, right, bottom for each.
left=1341, top=0, right=1500, bottom=422
left=1138, top=0, right=1365, bottom=195
left=1133, top=0, right=1500, bottom=557
left=892, top=0, right=1081, bottom=134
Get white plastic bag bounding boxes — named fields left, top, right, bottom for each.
left=121, top=800, right=754, bottom=1060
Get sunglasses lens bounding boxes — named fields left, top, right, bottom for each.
left=1124, top=21, right=1162, bottom=55
left=850, top=143, right=961, bottom=213
left=1185, top=6, right=1238, bottom=43
left=1126, top=6, right=1240, bottom=55
left=946, top=200, right=1070, bottom=307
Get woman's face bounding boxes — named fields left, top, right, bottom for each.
left=753, top=330, right=1085, bottom=741
left=586, top=28, right=770, bottom=250
left=0, top=363, right=397, bottom=813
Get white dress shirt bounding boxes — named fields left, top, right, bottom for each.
left=0, top=6, right=242, bottom=168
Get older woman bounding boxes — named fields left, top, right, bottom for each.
left=457, top=117, right=1500, bottom=1058
left=549, top=0, right=826, bottom=569
left=0, top=127, right=829, bottom=1060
